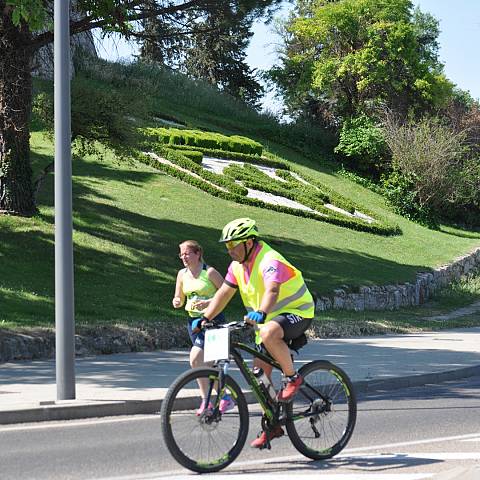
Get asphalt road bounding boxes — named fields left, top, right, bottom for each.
left=1, top=377, right=480, bottom=480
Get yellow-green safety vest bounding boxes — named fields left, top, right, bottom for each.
left=231, top=242, right=314, bottom=341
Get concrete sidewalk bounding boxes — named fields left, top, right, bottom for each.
left=1, top=327, right=479, bottom=425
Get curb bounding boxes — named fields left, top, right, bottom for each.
left=353, top=364, right=480, bottom=394
left=1, top=364, right=479, bottom=426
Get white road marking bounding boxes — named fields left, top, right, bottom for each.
left=347, top=452, right=480, bottom=460
left=461, top=436, right=480, bottom=442
left=0, top=414, right=156, bottom=432
left=344, top=432, right=480, bottom=452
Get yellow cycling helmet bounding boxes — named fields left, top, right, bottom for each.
left=219, top=218, right=259, bottom=243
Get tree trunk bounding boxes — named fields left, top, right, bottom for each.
left=0, top=6, right=36, bottom=216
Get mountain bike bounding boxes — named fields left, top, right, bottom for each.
left=160, top=320, right=357, bottom=473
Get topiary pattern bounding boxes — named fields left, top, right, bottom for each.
left=139, top=127, right=401, bottom=236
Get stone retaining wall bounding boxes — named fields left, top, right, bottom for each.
left=0, top=324, right=191, bottom=364
left=315, top=247, right=480, bottom=312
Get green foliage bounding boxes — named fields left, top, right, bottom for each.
left=7, top=0, right=46, bottom=30
left=381, top=169, right=436, bottom=227
left=71, top=78, right=130, bottom=143
left=337, top=167, right=384, bottom=194
left=440, top=276, right=480, bottom=307
left=32, top=92, right=54, bottom=133
left=381, top=113, right=480, bottom=226
left=77, top=57, right=335, bottom=158
left=138, top=2, right=282, bottom=107
left=270, top=0, right=453, bottom=126
left=334, top=115, right=388, bottom=174
left=33, top=74, right=147, bottom=148
left=181, top=8, right=264, bottom=108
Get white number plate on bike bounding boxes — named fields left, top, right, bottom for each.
left=204, top=328, right=230, bottom=362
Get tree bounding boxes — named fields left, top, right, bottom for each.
left=0, top=0, right=280, bottom=216
left=138, top=2, right=279, bottom=107
left=269, top=0, right=453, bottom=127
left=183, top=9, right=263, bottom=107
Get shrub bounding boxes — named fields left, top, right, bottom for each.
left=72, top=79, right=131, bottom=143
left=381, top=114, right=480, bottom=225
left=337, top=167, right=384, bottom=194
left=381, top=169, right=437, bottom=227
left=335, top=115, right=388, bottom=175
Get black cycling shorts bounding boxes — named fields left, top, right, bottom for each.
left=270, top=313, right=312, bottom=341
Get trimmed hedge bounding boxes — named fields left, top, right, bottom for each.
left=140, top=126, right=288, bottom=168
left=166, top=148, right=203, bottom=164
left=168, top=144, right=289, bottom=169
left=139, top=147, right=401, bottom=236
left=150, top=127, right=263, bottom=155
left=226, top=164, right=354, bottom=218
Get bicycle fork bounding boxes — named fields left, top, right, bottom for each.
left=202, top=361, right=230, bottom=420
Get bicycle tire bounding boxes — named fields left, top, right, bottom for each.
left=161, top=367, right=249, bottom=473
left=285, top=360, right=357, bottom=460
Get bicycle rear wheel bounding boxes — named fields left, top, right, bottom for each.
left=285, top=360, right=356, bottom=460
left=160, top=367, right=249, bottom=473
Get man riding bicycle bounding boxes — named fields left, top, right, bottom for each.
left=200, top=218, right=315, bottom=448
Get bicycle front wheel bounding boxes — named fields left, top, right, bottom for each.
left=285, top=360, right=357, bottom=460
left=160, top=367, right=249, bottom=473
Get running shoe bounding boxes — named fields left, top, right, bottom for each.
left=219, top=394, right=235, bottom=413
left=196, top=399, right=214, bottom=416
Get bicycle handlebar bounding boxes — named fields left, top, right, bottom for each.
left=203, top=319, right=252, bottom=331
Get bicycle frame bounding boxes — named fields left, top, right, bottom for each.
left=228, top=341, right=281, bottom=421
left=213, top=338, right=330, bottom=425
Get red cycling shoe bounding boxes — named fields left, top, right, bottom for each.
left=277, top=374, right=303, bottom=402
left=250, top=425, right=284, bottom=449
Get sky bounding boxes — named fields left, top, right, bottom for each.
left=95, top=0, right=480, bottom=110
left=413, top=0, right=480, bottom=100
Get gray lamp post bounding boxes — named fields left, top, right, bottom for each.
left=54, top=0, right=76, bottom=400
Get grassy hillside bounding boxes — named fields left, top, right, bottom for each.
left=1, top=59, right=479, bottom=330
